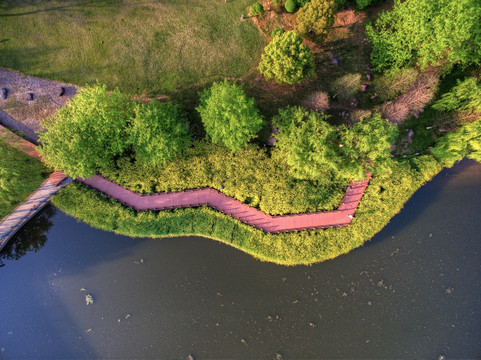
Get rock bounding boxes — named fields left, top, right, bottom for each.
left=366, top=73, right=372, bottom=81
left=272, top=127, right=279, bottom=134
left=25, top=92, right=34, bottom=101
left=59, top=86, right=66, bottom=96
left=349, top=97, right=358, bottom=107
left=267, top=136, right=277, bottom=146
left=332, top=57, right=340, bottom=66
left=360, top=84, right=369, bottom=92
left=1, top=88, right=7, bottom=99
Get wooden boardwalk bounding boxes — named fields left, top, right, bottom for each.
left=80, top=174, right=371, bottom=233
left=1, top=122, right=371, bottom=241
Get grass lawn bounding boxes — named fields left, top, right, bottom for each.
left=0, top=139, right=50, bottom=220
left=0, top=0, right=265, bottom=95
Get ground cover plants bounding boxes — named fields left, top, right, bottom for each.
left=4, top=0, right=481, bottom=264
left=0, top=139, right=49, bottom=220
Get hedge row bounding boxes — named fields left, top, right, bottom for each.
left=52, top=154, right=443, bottom=265
left=102, top=140, right=348, bottom=216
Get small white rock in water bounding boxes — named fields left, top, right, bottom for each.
left=85, top=294, right=94, bottom=305
left=187, top=355, right=195, bottom=360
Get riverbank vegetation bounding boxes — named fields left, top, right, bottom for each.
left=0, top=139, right=49, bottom=220
left=4, top=0, right=481, bottom=263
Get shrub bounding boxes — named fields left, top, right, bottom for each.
left=285, top=0, right=297, bottom=12
left=130, top=101, right=191, bottom=167
left=37, top=83, right=134, bottom=179
left=295, top=0, right=336, bottom=39
left=330, top=73, right=361, bottom=101
left=296, top=0, right=310, bottom=7
left=303, top=91, right=329, bottom=111
left=249, top=2, right=264, bottom=16
left=258, top=31, right=314, bottom=84
left=380, top=73, right=439, bottom=123
left=373, top=67, right=419, bottom=102
left=334, top=0, right=348, bottom=8
left=271, top=28, right=285, bottom=37
left=196, top=80, right=264, bottom=153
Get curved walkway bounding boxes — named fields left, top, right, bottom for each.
left=80, top=174, right=371, bottom=233
left=1, top=123, right=371, bottom=235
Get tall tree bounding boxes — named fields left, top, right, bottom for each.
left=366, top=0, right=481, bottom=72
left=273, top=107, right=397, bottom=180
left=196, top=80, right=264, bottom=152
left=130, top=101, right=191, bottom=167
left=38, top=84, right=133, bottom=179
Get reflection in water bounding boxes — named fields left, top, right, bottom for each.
left=1, top=205, right=55, bottom=260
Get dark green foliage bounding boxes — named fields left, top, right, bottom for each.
left=433, top=77, right=481, bottom=114
left=333, top=0, right=348, bottom=8
left=38, top=84, right=134, bottom=179
left=295, top=0, right=336, bottom=38
left=271, top=28, right=285, bottom=37
left=296, top=0, right=311, bottom=7
left=196, top=80, right=264, bottom=152
left=0, top=140, right=49, bottom=219
left=258, top=31, right=314, bottom=84
left=250, top=2, right=264, bottom=16
left=355, top=0, right=382, bottom=10
left=52, top=154, right=444, bottom=265
left=130, top=101, right=191, bottom=167
left=285, top=0, right=297, bottom=12
left=273, top=107, right=397, bottom=181
left=366, top=0, right=481, bottom=72
left=102, top=140, right=347, bottom=215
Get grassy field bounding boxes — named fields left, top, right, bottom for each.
left=0, top=139, right=50, bottom=220
left=0, top=0, right=265, bottom=95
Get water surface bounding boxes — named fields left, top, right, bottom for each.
left=1, top=160, right=480, bottom=359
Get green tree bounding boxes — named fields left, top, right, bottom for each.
left=131, top=101, right=191, bottom=167
left=258, top=31, right=315, bottom=84
left=431, top=119, right=481, bottom=166
left=366, top=0, right=481, bottom=72
left=285, top=0, right=297, bottom=12
left=249, top=2, right=264, bottom=16
left=433, top=77, right=481, bottom=115
left=38, top=84, right=133, bottom=179
left=273, top=107, right=397, bottom=180
left=295, top=0, right=336, bottom=39
left=196, top=80, right=264, bottom=152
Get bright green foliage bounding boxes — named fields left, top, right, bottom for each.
left=273, top=107, right=397, bottom=180
left=38, top=84, right=133, bottom=179
left=102, top=140, right=346, bottom=215
left=0, top=140, right=49, bottom=219
left=433, top=77, right=481, bottom=114
left=431, top=119, right=481, bottom=166
left=196, top=80, right=264, bottom=152
left=366, top=0, right=481, bottom=72
left=295, top=0, right=336, bottom=38
left=285, top=0, right=297, bottom=12
left=130, top=101, right=191, bottom=167
left=53, top=153, right=443, bottom=265
left=249, top=2, right=264, bottom=16
left=258, top=31, right=314, bottom=84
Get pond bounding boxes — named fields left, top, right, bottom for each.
left=1, top=160, right=480, bottom=359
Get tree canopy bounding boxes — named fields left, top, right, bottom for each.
left=130, top=101, right=191, bottom=167
left=366, top=0, right=481, bottom=72
left=258, top=31, right=315, bottom=84
left=273, top=107, right=397, bottom=180
left=38, top=84, right=133, bottom=179
left=433, top=77, right=481, bottom=115
left=196, top=80, right=264, bottom=152
left=295, top=0, right=336, bottom=39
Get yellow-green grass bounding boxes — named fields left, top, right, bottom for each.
left=52, top=154, right=444, bottom=265
left=0, top=139, right=50, bottom=220
left=0, top=0, right=265, bottom=94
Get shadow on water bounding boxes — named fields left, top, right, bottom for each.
left=1, top=205, right=55, bottom=261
